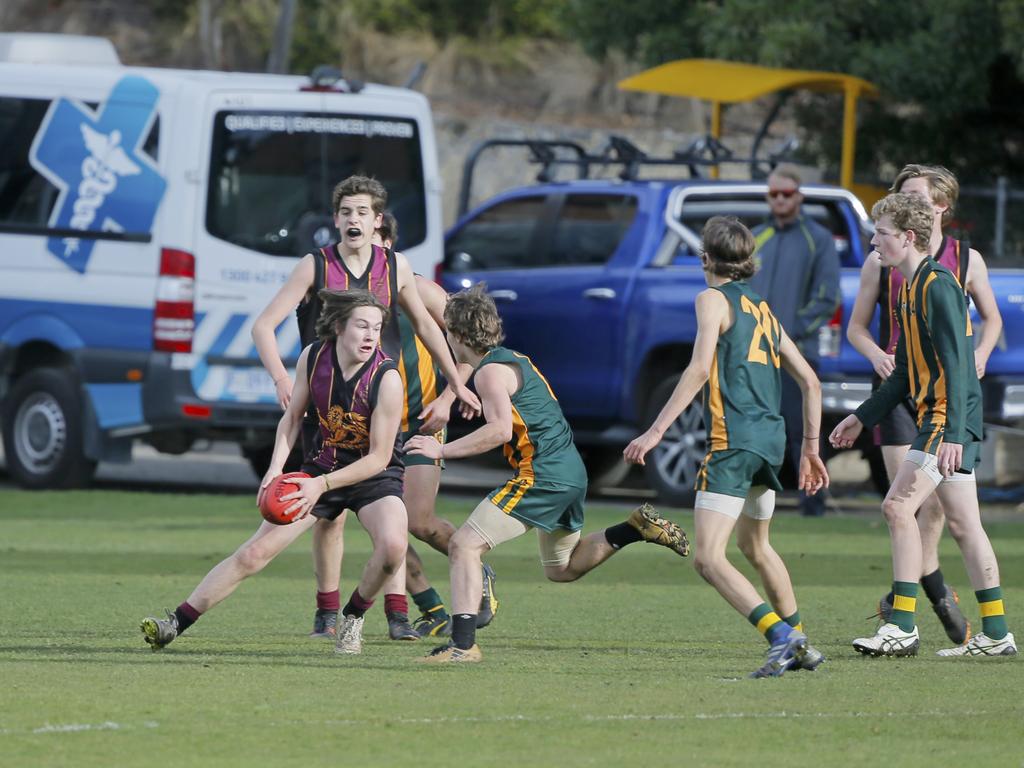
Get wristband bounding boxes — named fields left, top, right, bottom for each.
left=274, top=375, right=289, bottom=385
left=322, top=474, right=331, bottom=492
left=802, top=435, right=819, bottom=439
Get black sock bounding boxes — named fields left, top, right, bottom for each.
left=920, top=569, right=947, bottom=605
left=452, top=613, right=477, bottom=650
left=884, top=590, right=895, bottom=608
left=604, top=522, right=643, bottom=550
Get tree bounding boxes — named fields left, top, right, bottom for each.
left=561, top=0, right=1024, bottom=183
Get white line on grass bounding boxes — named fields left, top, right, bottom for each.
left=1, top=709, right=1011, bottom=736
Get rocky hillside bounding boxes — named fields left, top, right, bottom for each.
left=2, top=0, right=800, bottom=223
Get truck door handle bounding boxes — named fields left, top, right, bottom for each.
left=583, top=287, right=616, bottom=300
left=489, top=290, right=518, bottom=301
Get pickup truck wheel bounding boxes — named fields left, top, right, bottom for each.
left=1, top=368, right=97, bottom=489
left=642, top=376, right=706, bottom=506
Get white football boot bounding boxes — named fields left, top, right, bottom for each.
left=936, top=631, right=1016, bottom=657
left=852, top=622, right=920, bottom=657
left=334, top=615, right=364, bottom=655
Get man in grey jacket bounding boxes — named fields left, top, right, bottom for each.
left=751, top=164, right=840, bottom=516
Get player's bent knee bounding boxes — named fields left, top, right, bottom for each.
left=543, top=565, right=578, bottom=583
left=235, top=541, right=275, bottom=575
left=881, top=497, right=913, bottom=526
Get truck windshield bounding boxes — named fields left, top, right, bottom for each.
left=206, top=111, right=426, bottom=256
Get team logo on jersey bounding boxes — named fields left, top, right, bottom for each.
left=28, top=76, right=167, bottom=273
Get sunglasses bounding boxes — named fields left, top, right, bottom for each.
left=768, top=189, right=798, bottom=199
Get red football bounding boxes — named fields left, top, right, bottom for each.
left=259, top=472, right=312, bottom=525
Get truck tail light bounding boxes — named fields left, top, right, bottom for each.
left=818, top=305, right=843, bottom=359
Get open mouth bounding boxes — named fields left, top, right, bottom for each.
left=345, top=227, right=362, bottom=238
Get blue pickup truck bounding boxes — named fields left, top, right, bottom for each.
left=440, top=165, right=1024, bottom=503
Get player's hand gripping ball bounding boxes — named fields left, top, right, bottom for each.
left=259, top=472, right=312, bottom=525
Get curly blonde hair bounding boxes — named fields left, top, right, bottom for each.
left=871, top=193, right=934, bottom=254
left=444, top=283, right=505, bottom=354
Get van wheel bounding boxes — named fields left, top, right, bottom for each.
left=641, top=376, right=705, bottom=507
left=1, top=368, right=97, bottom=489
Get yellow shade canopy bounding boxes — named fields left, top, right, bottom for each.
left=617, top=58, right=878, bottom=103
left=618, top=58, right=879, bottom=190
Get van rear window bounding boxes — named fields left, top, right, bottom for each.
left=206, top=110, right=426, bottom=257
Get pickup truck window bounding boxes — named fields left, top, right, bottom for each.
left=445, top=195, right=547, bottom=271
left=551, top=193, right=638, bottom=266
left=669, top=198, right=863, bottom=268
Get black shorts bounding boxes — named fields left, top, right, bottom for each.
left=303, top=468, right=404, bottom=521
left=875, top=398, right=920, bottom=446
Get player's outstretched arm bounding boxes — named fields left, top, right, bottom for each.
left=847, top=251, right=895, bottom=379
left=778, top=328, right=828, bottom=494
left=395, top=254, right=481, bottom=416
left=405, top=362, right=513, bottom=461
left=624, top=289, right=728, bottom=466
left=412, top=275, right=471, bottom=433
left=251, top=255, right=316, bottom=410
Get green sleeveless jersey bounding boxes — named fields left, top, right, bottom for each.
left=856, top=259, right=983, bottom=450
left=395, top=310, right=444, bottom=435
left=703, top=281, right=786, bottom=465
left=474, top=346, right=587, bottom=489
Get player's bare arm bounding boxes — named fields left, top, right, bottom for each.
left=847, top=251, right=895, bottom=379
left=405, top=362, right=514, bottom=461
left=624, top=288, right=729, bottom=466
left=778, top=327, right=829, bottom=494
left=395, top=253, right=481, bottom=415
left=965, top=248, right=1003, bottom=378
left=251, top=254, right=316, bottom=409
left=260, top=345, right=312, bottom=503
left=412, top=274, right=472, bottom=432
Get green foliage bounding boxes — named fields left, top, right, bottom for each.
left=562, top=0, right=1024, bottom=182
left=1, top=491, right=1023, bottom=766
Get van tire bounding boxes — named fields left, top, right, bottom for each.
left=2, top=368, right=97, bottom=489
left=641, top=375, right=705, bottom=507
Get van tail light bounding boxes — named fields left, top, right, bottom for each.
left=153, top=248, right=195, bottom=353
left=818, top=305, right=843, bottom=359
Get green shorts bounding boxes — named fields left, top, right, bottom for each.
left=695, top=449, right=783, bottom=498
left=400, top=426, right=446, bottom=469
left=910, top=431, right=981, bottom=473
left=487, top=478, right=586, bottom=533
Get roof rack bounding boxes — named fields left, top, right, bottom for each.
left=456, top=134, right=795, bottom=217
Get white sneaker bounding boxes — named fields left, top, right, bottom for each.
left=936, top=631, right=1017, bottom=657
left=852, top=622, right=920, bottom=657
left=334, top=615, right=364, bottom=655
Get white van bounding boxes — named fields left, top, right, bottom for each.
left=0, top=34, right=444, bottom=488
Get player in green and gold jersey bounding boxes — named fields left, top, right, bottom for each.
left=832, top=193, right=1016, bottom=658
left=625, top=216, right=829, bottom=678
left=405, top=284, right=690, bottom=663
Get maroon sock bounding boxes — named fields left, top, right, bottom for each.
left=342, top=589, right=374, bottom=618
left=384, top=593, right=408, bottom=616
left=316, top=589, right=340, bottom=612
left=173, top=601, right=201, bottom=634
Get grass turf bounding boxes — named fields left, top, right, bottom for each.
left=1, top=489, right=1021, bottom=767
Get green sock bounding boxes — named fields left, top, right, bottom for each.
left=782, top=610, right=802, bottom=632
left=976, top=586, right=1008, bottom=640
left=748, top=603, right=790, bottom=644
left=411, top=588, right=448, bottom=619
left=891, top=581, right=917, bottom=632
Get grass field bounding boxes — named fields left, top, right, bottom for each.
left=1, top=489, right=1022, bottom=767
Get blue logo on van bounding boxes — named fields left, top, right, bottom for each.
left=29, top=76, right=167, bottom=273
